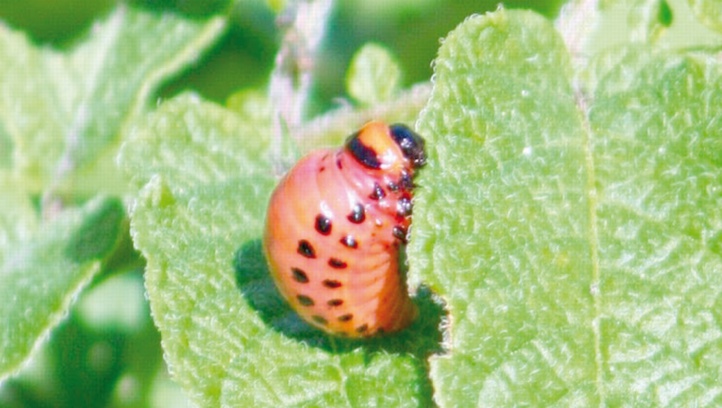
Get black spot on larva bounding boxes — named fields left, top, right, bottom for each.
left=328, top=258, right=348, bottom=269
left=327, top=299, right=344, bottom=307
left=347, top=203, right=365, bottom=224
left=291, top=268, right=309, bottom=283
left=387, top=181, right=399, bottom=192
left=323, top=279, right=342, bottom=289
left=369, top=183, right=385, bottom=200
left=315, top=214, right=332, bottom=235
left=340, top=235, right=358, bottom=249
left=297, top=240, right=316, bottom=258
left=399, top=173, right=414, bottom=190
left=312, top=315, right=328, bottom=325
left=297, top=295, right=314, bottom=306
left=346, top=134, right=381, bottom=169
left=393, top=225, right=408, bottom=243
left=338, top=314, right=353, bottom=322
left=396, top=196, right=412, bottom=218
left=336, top=157, right=343, bottom=169
left=356, top=324, right=368, bottom=333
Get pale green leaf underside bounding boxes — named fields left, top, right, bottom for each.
left=688, top=0, right=722, bottom=32
left=346, top=43, right=402, bottom=105
left=413, top=9, right=722, bottom=407
left=120, top=95, right=441, bottom=407
left=0, top=196, right=124, bottom=381
left=585, top=0, right=722, bottom=53
left=0, top=5, right=225, bottom=194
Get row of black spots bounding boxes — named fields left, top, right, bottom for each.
left=384, top=173, right=415, bottom=196
left=291, top=263, right=346, bottom=286
left=310, top=314, right=355, bottom=326
left=315, top=215, right=359, bottom=253
left=317, top=210, right=361, bottom=248
left=295, top=299, right=358, bottom=325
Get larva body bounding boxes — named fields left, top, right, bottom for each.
left=263, top=121, right=425, bottom=337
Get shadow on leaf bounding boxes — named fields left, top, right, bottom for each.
left=233, top=238, right=446, bottom=398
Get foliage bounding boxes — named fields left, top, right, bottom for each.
left=2, top=0, right=722, bottom=407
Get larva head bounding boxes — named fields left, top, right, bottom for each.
left=345, top=121, right=426, bottom=175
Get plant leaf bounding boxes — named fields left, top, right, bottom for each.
left=688, top=0, right=722, bottom=32
left=414, top=8, right=722, bottom=407
left=567, top=0, right=722, bottom=56
left=120, top=93, right=442, bottom=407
left=592, top=48, right=722, bottom=408
left=0, top=3, right=225, bottom=386
left=346, top=43, right=402, bottom=105
left=0, top=196, right=125, bottom=380
left=0, top=5, right=226, bottom=195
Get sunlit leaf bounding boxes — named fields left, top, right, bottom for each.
left=414, top=9, right=722, bottom=406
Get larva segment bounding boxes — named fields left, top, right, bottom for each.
left=263, top=121, right=424, bottom=337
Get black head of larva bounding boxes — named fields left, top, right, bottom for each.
left=389, top=124, right=426, bottom=169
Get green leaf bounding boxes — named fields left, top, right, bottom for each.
left=120, top=94, right=443, bottom=407
left=414, top=8, right=722, bottom=407
left=0, top=5, right=226, bottom=195
left=0, top=196, right=125, bottom=381
left=0, top=176, right=38, bottom=248
left=688, top=0, right=722, bottom=32
left=591, top=49, right=722, bottom=408
left=0, top=5, right=225, bottom=385
left=346, top=43, right=402, bottom=105
left=577, top=0, right=722, bottom=54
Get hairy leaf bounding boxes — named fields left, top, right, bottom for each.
left=120, top=94, right=442, bottom=407
left=414, top=8, right=722, bottom=407
left=0, top=197, right=124, bottom=380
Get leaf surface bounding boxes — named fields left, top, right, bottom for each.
left=120, top=94, right=442, bottom=407
left=0, top=196, right=124, bottom=380
left=413, top=8, right=722, bottom=406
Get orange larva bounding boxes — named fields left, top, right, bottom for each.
left=263, top=121, right=426, bottom=337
